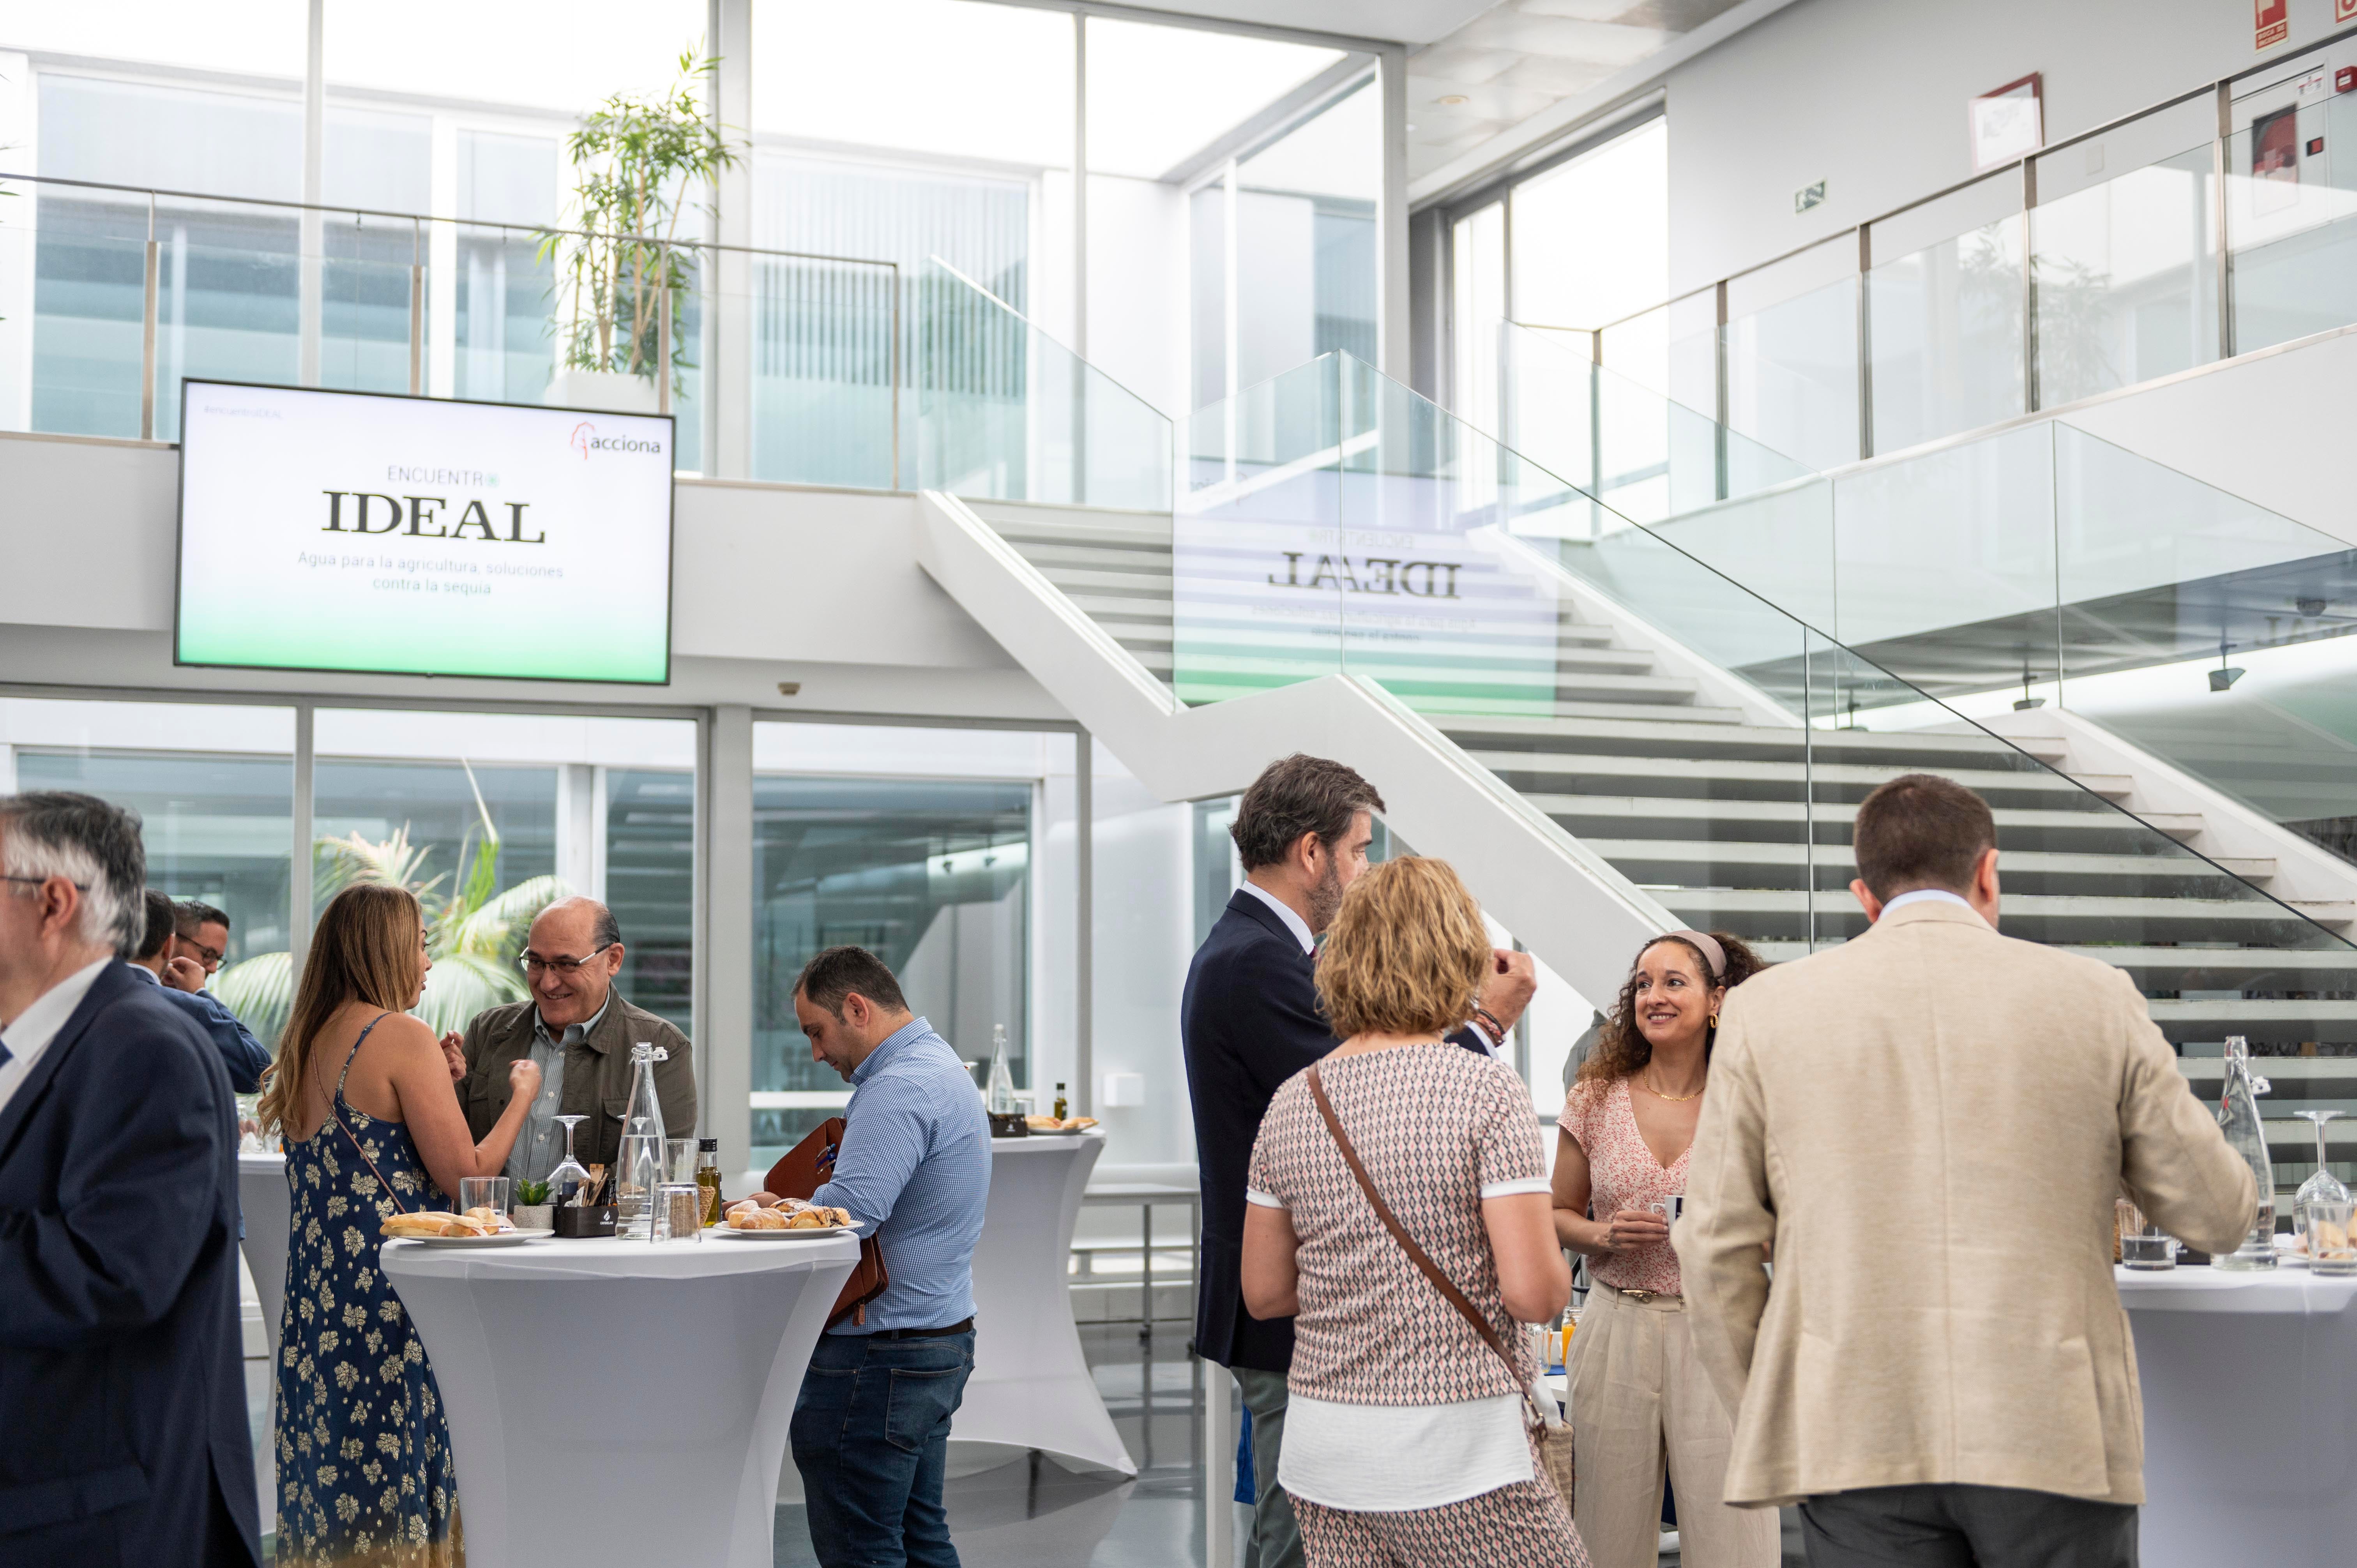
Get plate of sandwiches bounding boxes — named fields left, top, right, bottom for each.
left=715, top=1193, right=858, bottom=1238
left=382, top=1209, right=552, bottom=1247
left=1023, top=1115, right=1100, bottom=1135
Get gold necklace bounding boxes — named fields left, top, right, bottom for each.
left=1640, top=1070, right=1704, bottom=1102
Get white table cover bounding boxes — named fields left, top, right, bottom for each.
left=957, top=1135, right=1137, bottom=1476
left=2119, top=1264, right=2357, bottom=1568
left=382, top=1233, right=857, bottom=1568
left=237, top=1152, right=292, bottom=1360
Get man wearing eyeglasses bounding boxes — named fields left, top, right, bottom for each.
left=168, top=898, right=233, bottom=982
left=446, top=895, right=697, bottom=1183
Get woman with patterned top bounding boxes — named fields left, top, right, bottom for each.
left=256, top=884, right=543, bottom=1567
left=1240, top=856, right=1588, bottom=1568
left=1551, top=930, right=1777, bottom=1568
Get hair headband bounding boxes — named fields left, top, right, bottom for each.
left=1656, top=929, right=1726, bottom=984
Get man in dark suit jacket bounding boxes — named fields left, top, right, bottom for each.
left=0, top=792, right=260, bottom=1568
left=127, top=890, right=272, bottom=1095
left=1180, top=755, right=1534, bottom=1568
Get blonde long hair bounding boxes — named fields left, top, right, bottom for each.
left=256, top=883, right=426, bottom=1132
left=1314, top=856, right=1490, bottom=1039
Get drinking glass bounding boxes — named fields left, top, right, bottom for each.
left=653, top=1183, right=704, bottom=1243
left=2293, top=1110, right=2348, bottom=1234
left=2116, top=1197, right=2178, bottom=1270
left=549, top=1115, right=592, bottom=1206
left=2306, top=1195, right=2357, bottom=1277
left=459, top=1176, right=510, bottom=1217
left=666, top=1137, right=698, bottom=1184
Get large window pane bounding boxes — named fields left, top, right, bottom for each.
left=1450, top=201, right=1505, bottom=435
left=752, top=724, right=1040, bottom=1166
left=1508, top=117, right=1666, bottom=333
left=2, top=699, right=293, bottom=1040
left=1235, top=80, right=1379, bottom=387
left=311, top=710, right=696, bottom=1042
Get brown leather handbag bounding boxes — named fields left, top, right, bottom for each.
left=1306, top=1065, right=1577, bottom=1503
left=765, top=1116, right=890, bottom=1328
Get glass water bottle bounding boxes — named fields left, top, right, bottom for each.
left=985, top=1024, right=1017, bottom=1115
left=2213, top=1035, right=2277, bottom=1271
left=614, top=1042, right=670, bottom=1241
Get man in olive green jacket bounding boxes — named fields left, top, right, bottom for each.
left=448, top=897, right=696, bottom=1179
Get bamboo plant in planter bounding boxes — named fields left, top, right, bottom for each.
left=537, top=49, right=741, bottom=414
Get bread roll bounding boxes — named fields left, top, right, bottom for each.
left=383, top=1212, right=459, bottom=1239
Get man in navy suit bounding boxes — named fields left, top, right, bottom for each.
left=1180, top=755, right=1535, bottom=1568
left=0, top=792, right=261, bottom=1567
left=127, top=890, right=272, bottom=1095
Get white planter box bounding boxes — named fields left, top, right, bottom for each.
left=543, top=368, right=660, bottom=415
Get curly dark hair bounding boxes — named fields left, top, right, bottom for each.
left=1576, top=929, right=1767, bottom=1089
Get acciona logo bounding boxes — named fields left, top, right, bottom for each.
left=568, top=421, right=666, bottom=461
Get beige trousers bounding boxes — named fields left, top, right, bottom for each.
left=1567, top=1281, right=1779, bottom=1568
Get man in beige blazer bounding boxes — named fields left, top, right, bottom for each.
left=1677, top=773, right=2255, bottom=1568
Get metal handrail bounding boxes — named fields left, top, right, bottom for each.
left=5, top=168, right=903, bottom=482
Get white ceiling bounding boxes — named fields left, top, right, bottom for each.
left=1405, top=0, right=1748, bottom=177
left=1133, top=0, right=1760, bottom=181
left=1117, top=1, right=1497, bottom=47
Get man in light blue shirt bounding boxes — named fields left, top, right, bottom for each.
left=788, top=945, right=989, bottom=1568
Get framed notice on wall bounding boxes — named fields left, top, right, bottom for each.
left=1968, top=73, right=2043, bottom=172
left=175, top=381, right=675, bottom=684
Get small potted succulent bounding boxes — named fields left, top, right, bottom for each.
left=513, top=1179, right=555, bottom=1232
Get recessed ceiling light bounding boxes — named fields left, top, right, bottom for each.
left=1436, top=94, right=1468, bottom=106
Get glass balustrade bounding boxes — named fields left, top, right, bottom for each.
left=0, top=173, right=899, bottom=482
left=1162, top=350, right=2349, bottom=1045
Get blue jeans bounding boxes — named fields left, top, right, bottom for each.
left=791, top=1330, right=977, bottom=1568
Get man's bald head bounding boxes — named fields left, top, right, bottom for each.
left=524, top=896, right=625, bottom=1029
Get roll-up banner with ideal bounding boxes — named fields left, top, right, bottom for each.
left=175, top=381, right=675, bottom=683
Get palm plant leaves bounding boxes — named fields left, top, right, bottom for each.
left=214, top=948, right=294, bottom=1052
left=214, top=758, right=571, bottom=1045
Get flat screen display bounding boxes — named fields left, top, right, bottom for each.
left=176, top=381, right=674, bottom=683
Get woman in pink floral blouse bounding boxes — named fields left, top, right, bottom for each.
left=1552, top=929, right=1776, bottom=1568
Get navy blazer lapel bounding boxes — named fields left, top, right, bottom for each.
left=0, top=961, right=140, bottom=1167
left=1224, top=888, right=1310, bottom=962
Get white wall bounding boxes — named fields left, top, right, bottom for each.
left=1665, top=0, right=2350, bottom=296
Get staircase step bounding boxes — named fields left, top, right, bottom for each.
left=1583, top=839, right=2286, bottom=891
left=2068, top=773, right=2134, bottom=801
left=1468, top=750, right=2123, bottom=805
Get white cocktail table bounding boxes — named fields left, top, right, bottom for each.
left=956, top=1134, right=1136, bottom=1476
left=2118, top=1264, right=2357, bottom=1568
left=383, top=1233, right=858, bottom=1568
left=237, top=1151, right=292, bottom=1360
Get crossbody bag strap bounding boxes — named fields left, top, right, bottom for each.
left=1304, top=1065, right=1535, bottom=1415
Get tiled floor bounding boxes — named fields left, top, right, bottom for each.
left=248, top=1319, right=1804, bottom=1565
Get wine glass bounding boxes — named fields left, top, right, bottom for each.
left=549, top=1115, right=592, bottom=1207
left=2293, top=1110, right=2348, bottom=1238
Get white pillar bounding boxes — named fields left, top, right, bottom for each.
left=702, top=705, right=754, bottom=1164
left=1376, top=43, right=1410, bottom=384
left=299, top=0, right=324, bottom=387
left=706, top=0, right=754, bottom=479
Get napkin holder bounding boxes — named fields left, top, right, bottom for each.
left=987, top=1111, right=1029, bottom=1138
left=553, top=1202, right=616, bottom=1238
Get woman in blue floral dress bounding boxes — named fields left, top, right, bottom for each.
left=258, top=884, right=541, bottom=1566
